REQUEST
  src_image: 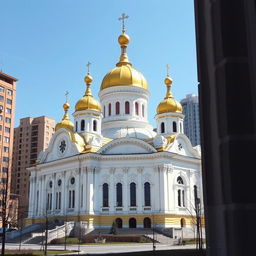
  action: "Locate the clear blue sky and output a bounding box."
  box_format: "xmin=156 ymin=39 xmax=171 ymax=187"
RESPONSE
xmin=1 ymin=0 xmax=198 ymax=127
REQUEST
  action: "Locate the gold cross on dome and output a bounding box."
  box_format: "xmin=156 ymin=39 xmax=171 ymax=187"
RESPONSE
xmin=166 ymin=64 xmax=170 ymax=77
xmin=118 ymin=13 xmax=129 ymax=33
xmin=86 ymin=61 xmax=91 ymax=74
xmin=65 ymin=91 xmax=69 ymax=102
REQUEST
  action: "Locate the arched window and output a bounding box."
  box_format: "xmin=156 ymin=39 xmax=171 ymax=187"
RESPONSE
xmin=129 ymin=218 xmax=137 ymax=228
xmin=143 ymin=217 xmax=151 ymax=228
xmin=116 ymin=102 xmax=120 ymax=115
xmin=81 ymin=120 xmax=85 ymax=131
xmin=103 ymin=183 xmax=109 ymax=207
xmin=130 ymin=182 xmax=136 ymax=206
xmin=178 ymin=189 xmax=181 ymax=206
xmin=75 ymin=121 xmax=78 ymax=132
xmin=115 ymin=218 xmax=123 ymax=228
xmin=142 ymin=104 xmax=145 ymax=117
xmin=180 ymin=218 xmax=186 ymax=227
xmin=135 ymin=102 xmax=139 ymax=115
xmin=144 ymin=182 xmax=151 ymax=206
xmin=125 ymin=101 xmax=130 ymax=114
xmin=177 ymin=176 xmax=184 ymax=184
xmin=93 ymin=120 xmax=97 ymax=132
xmin=173 ymin=121 xmax=177 ymax=132
xmin=108 ymin=103 xmax=111 ymax=116
xmin=68 ymin=190 xmax=75 ymax=209
xmin=116 ymin=183 xmax=122 ymax=207
xmin=161 ymin=122 xmax=165 ymax=133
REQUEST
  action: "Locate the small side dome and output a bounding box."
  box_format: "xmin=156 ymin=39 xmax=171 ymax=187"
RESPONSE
xmin=55 ymin=102 xmax=74 ymax=131
xmin=75 ymin=74 xmax=101 ymax=112
xmin=157 ymin=75 xmax=182 ymax=114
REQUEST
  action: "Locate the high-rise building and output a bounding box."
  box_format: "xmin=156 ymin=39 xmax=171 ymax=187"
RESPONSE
xmin=11 ymin=116 xmax=55 ymax=226
xmin=180 ymin=94 xmax=200 ymax=146
xmin=0 ymin=72 xmax=17 ymax=227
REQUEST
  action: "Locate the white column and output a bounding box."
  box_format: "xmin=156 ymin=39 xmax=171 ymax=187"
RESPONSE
xmin=153 ymin=167 xmax=160 ymax=212
xmin=52 ymin=174 xmax=56 ymax=213
xmin=28 ymin=177 xmax=33 ymax=217
xmin=75 ymin=169 xmax=80 ymax=213
xmin=137 ymin=168 xmax=143 ymax=212
xmin=123 ymin=168 xmax=128 ymax=212
xmin=41 ymin=175 xmax=46 ymax=216
xmin=86 ymin=167 xmax=94 ymax=214
xmin=109 ymin=168 xmax=115 ymax=213
xmin=82 ymin=168 xmax=87 ymax=212
xmin=61 ymin=171 xmax=66 ymax=215
xmin=159 ymin=166 xmax=165 ymax=212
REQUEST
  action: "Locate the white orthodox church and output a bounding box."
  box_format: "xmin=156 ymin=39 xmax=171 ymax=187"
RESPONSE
xmin=27 ymin=22 xmax=202 ymax=234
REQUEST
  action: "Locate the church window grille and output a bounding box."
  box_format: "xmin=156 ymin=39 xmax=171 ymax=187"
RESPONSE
xmin=142 ymin=104 xmax=145 ymax=117
xmin=116 ymin=102 xmax=120 ymax=115
xmin=81 ymin=120 xmax=85 ymax=131
xmin=144 ymin=182 xmax=151 ymax=206
xmin=93 ymin=120 xmax=97 ymax=132
xmin=125 ymin=101 xmax=130 ymax=114
xmin=108 ymin=103 xmax=111 ymax=116
xmin=173 ymin=121 xmax=177 ymax=132
xmin=130 ymin=182 xmax=136 ymax=206
xmin=103 ymin=183 xmax=109 ymax=207
xmin=161 ymin=122 xmax=165 ymax=133
xmin=135 ymin=102 xmax=139 ymax=115
xmin=116 ymin=183 xmax=123 ymax=207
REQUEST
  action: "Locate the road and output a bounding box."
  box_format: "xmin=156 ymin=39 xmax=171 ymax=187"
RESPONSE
xmin=6 ymin=243 xmax=197 ymax=254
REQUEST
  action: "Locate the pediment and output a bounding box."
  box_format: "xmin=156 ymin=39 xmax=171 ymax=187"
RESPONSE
xmin=38 ymin=129 xmax=85 ymax=163
xmin=166 ymin=134 xmax=200 ymax=158
xmin=98 ymin=137 xmax=157 ymax=155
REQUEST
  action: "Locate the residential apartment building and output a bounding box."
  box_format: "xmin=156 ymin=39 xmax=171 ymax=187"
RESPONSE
xmin=0 ymin=72 xmax=17 ymax=227
xmin=11 ymin=116 xmax=55 ymax=226
xmin=180 ymin=94 xmax=201 ymax=146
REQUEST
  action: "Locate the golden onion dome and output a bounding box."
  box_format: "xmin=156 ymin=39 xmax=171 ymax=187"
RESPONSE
xmin=100 ymin=32 xmax=148 ymax=91
xmin=75 ymin=74 xmax=101 ymax=112
xmin=157 ymin=75 xmax=182 ymax=114
xmin=55 ymin=101 xmax=74 ymax=131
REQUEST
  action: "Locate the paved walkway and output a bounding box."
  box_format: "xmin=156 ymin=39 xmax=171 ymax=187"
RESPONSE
xmin=6 ymin=243 xmax=198 ymax=254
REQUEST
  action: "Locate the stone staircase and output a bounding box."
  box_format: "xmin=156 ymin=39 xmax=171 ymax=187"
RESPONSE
xmin=145 ymin=233 xmax=174 ymax=244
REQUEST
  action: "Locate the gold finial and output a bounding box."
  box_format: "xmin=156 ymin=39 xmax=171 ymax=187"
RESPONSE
xmin=84 ymin=62 xmax=93 ymax=96
xmin=164 ymin=64 xmax=173 ymax=87
xmin=118 ymin=13 xmax=129 ymax=33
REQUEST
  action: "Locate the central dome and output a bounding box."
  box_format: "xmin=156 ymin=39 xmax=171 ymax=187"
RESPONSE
xmin=100 ymin=32 xmax=148 ymax=91
xmin=100 ymin=64 xmax=148 ymax=91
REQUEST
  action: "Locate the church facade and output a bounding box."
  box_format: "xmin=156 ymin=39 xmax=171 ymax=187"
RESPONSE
xmin=27 ymin=24 xmax=202 ymax=233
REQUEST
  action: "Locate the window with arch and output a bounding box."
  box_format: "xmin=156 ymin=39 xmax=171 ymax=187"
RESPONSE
xmin=116 ymin=183 xmax=123 ymax=207
xmin=81 ymin=120 xmax=85 ymax=131
xmin=68 ymin=190 xmax=75 ymax=209
xmin=135 ymin=102 xmax=139 ymax=115
xmin=173 ymin=121 xmax=177 ymax=132
xmin=125 ymin=101 xmax=130 ymax=114
xmin=55 ymin=191 xmax=61 ymax=210
xmin=142 ymin=104 xmax=145 ymax=117
xmin=177 ymin=176 xmax=185 ymax=207
xmin=75 ymin=121 xmax=78 ymax=132
xmin=129 ymin=217 xmax=137 ymax=228
xmin=108 ymin=103 xmax=111 ymax=116
xmin=161 ymin=122 xmax=165 ymax=133
xmin=93 ymin=120 xmax=97 ymax=132
xmin=130 ymin=182 xmax=136 ymax=206
xmin=144 ymin=182 xmax=151 ymax=206
xmin=143 ymin=217 xmax=151 ymax=228
xmin=47 ymin=192 xmax=52 ymax=210
xmin=116 ymin=102 xmax=120 ymax=115
xmin=115 ymin=218 xmax=123 ymax=228
xmin=102 ymin=183 xmax=109 ymax=207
